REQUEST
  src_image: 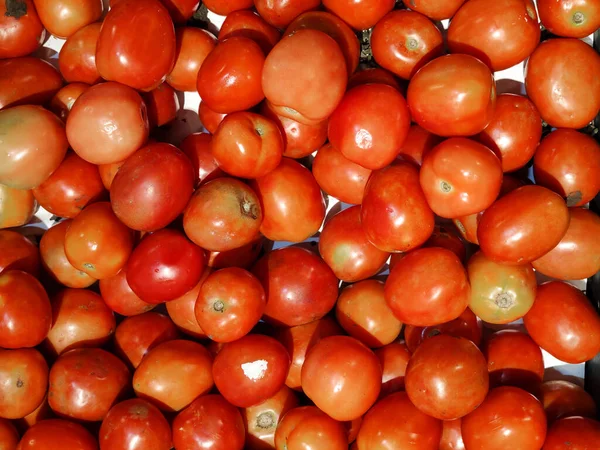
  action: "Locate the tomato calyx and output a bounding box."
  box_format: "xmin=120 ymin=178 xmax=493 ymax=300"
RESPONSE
xmin=5 ymin=0 xmax=27 ymax=19
xmin=256 ymin=411 xmax=276 ymax=429
xmin=213 ymin=300 xmax=225 ymax=313
xmin=239 ymin=196 xmax=260 ymax=220
xmin=440 ymin=181 xmax=453 ymax=193
xmin=495 ymin=292 xmax=515 ymax=309
xmin=572 ymin=11 xmax=585 ymax=25
xmin=566 ymin=190 xmax=583 ymax=207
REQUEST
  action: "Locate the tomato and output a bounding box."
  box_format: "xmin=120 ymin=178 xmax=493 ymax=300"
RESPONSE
xmin=165 ymin=272 xmax=210 ymax=339
xmin=126 ymin=229 xmax=206 ymax=304
xmin=166 ymin=27 xmax=216 ymax=92
xmin=478 ymin=93 xmax=542 ymax=173
xmin=0 ymin=184 xmax=37 ymax=229
xmin=312 ymin=143 xmax=371 ymax=205
xmin=0 ymin=57 xmax=62 ymax=110
xmin=0 ymin=0 xmax=45 ymax=59
xmin=250 ymin=158 xmax=325 ymax=242
xmin=526 ymin=38 xmax=600 ymax=129
xmin=0 ymin=105 xmax=68 ymax=190
xmin=357 ymin=391 xmax=443 ymax=450
xmin=395 ymin=125 xmax=442 ymax=166
xmin=407 ymin=54 xmax=496 ymax=137
xmin=16 ymin=395 xmax=52 ymax=432
xmin=538 ymin=0 xmax=600 ymax=38
xmin=202 ymin=0 xmax=252 ymax=15
xmin=254 ymin=0 xmax=320 ymax=28
xmin=406 ymin=335 xmax=489 ymax=420
xmin=467 ymin=251 xmax=537 ymax=324
xmin=440 ymin=419 xmax=465 ymax=450
xmin=219 ymin=10 xmax=280 ymax=55
xmin=302 ymin=336 xmax=381 ymax=421
xmin=423 ymin=224 xmax=467 ymax=263
xmin=242 ymin=385 xmax=299 ymax=450
xmin=197 ymin=37 xmax=265 ymax=114
xmin=0 ymin=348 xmax=48 ymax=419
xmin=172 ymin=394 xmax=245 ymax=450
xmin=524 ymin=281 xmax=600 ymax=364
xmin=375 ymin=342 xmax=411 ymax=399
xmin=158 ymin=0 xmax=199 ymax=23
xmin=0 ymin=230 xmax=39 ymax=277
xmin=262 ymin=30 xmax=347 ymax=124
xmin=113 ymin=312 xmax=179 ymax=368
xmin=0 ymin=419 xmax=17 ymax=449
xmin=324 ymin=0 xmax=394 ymax=30
xmin=98 ymin=161 xmax=124 ymax=191
xmin=213 ymin=334 xmax=290 ymax=408
xmin=540 ymin=380 xmax=597 ymax=423
xmin=534 ymin=129 xmax=600 ymax=207
xmin=274 ymin=406 xmax=324 ymax=449
xmin=96 ymin=0 xmax=175 ymax=91
xmin=49 ymin=83 xmax=89 ymax=121
xmin=0 ymin=271 xmax=51 ymax=349
xmin=58 ymin=22 xmax=101 ymax=84
xmin=347 ymin=67 xmax=402 ymax=91
xmin=207 ymin=238 xmax=264 ymax=270
xmin=252 ymin=246 xmax=338 ymax=327
xmin=33 ymin=0 xmax=102 ymax=38
xmin=198 ymin=101 xmax=227 ymax=133
xmin=385 ymin=248 xmax=470 ymax=327
xmin=284 ymin=414 xmax=347 ymax=450
xmin=462 ymin=387 xmax=547 ymax=450
xmin=478 ymin=185 xmax=570 ymax=264
xmin=17 ymin=419 xmax=97 ymax=450
xmin=543 ymin=417 xmax=600 ymax=450
xmin=99 ymin=399 xmax=171 ymax=450
xmin=133 ymin=340 xmax=213 ymax=412
xmin=179 ymin=133 xmax=223 ymax=188
xmin=142 ymin=82 xmax=179 ymax=128
xmin=361 ymin=163 xmax=434 ymax=252
xmin=99 ymin=268 xmax=155 ymax=316
xmin=403 ymin=0 xmax=466 ymax=20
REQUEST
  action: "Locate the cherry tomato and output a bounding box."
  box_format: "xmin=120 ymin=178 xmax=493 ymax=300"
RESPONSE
xmin=254 ymin=0 xmax=320 ymax=28
xmin=49 ymin=82 xmax=90 ymax=121
xmin=375 ymin=342 xmax=411 ymax=399
xmin=461 ymin=386 xmax=547 ymax=450
xmin=0 ymin=230 xmax=40 ymax=277
xmin=58 ymin=22 xmax=102 ymax=84
xmin=541 ymin=380 xmax=597 ymax=423
xmin=538 ymin=0 xmax=600 ymax=38
xmin=0 ymin=0 xmax=45 ymax=59
xmin=33 ymin=0 xmax=102 ymax=38
xmin=0 ymin=419 xmax=17 ymax=449
xmin=405 ymin=335 xmax=489 ymax=420
xmin=165 ymin=272 xmax=210 ymax=339
xmin=402 ymin=0 xmax=466 ymax=20
xmin=142 ymin=82 xmax=179 ymax=128
xmin=0 ymin=184 xmax=37 ymax=229
xmin=219 ymin=10 xmax=281 ymax=55
xmin=440 ymin=419 xmax=465 ymax=450
xmin=323 ymin=0 xmax=394 ymax=30
xmin=179 ymin=133 xmax=224 ymax=188
xmin=347 ymin=67 xmax=402 ymax=91
xmin=17 ymin=419 xmax=98 ymax=450
xmin=0 ymin=57 xmax=62 ymax=110
xmin=524 ymin=281 xmax=600 ymax=364
xmin=543 ymin=417 xmax=600 ymax=450
xmin=99 ymin=267 xmax=155 ymax=316
xmin=166 ymin=27 xmax=216 ymax=92
xmin=407 ymin=54 xmax=496 ymax=136
xmin=198 ymin=101 xmax=227 ymax=133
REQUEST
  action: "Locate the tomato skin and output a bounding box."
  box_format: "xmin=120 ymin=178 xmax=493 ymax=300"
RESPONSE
xmin=179 ymin=133 xmax=224 ymax=188
xmin=98 ymin=161 xmax=125 ymax=191
xmin=323 ymin=0 xmax=394 ymax=30
xmin=166 ymin=27 xmax=216 ymax=92
xmin=17 ymin=419 xmax=98 ymax=450
xmin=274 ymin=406 xmax=324 ymax=449
xmin=0 ymin=184 xmax=37 ymax=229
xmin=0 ymin=230 xmax=40 ymax=277
xmin=158 ymin=0 xmax=199 ymax=23
xmin=461 ymin=387 xmax=547 ymax=450
xmin=0 ymin=419 xmax=17 ymax=449
xmin=58 ymin=22 xmax=102 ymax=84
xmin=375 ymin=342 xmax=411 ymax=399
xmin=99 ymin=268 xmax=155 ymax=316
xmin=395 ymin=125 xmax=441 ymax=167
xmin=198 ymin=101 xmax=227 ymax=133
xmin=543 ymin=417 xmax=600 ymax=450
xmin=220 ymin=10 xmax=281 ymax=55
xmin=0 ymin=0 xmax=45 ymax=59
xmin=96 ymin=0 xmax=175 ymax=92
xmin=403 ymin=0 xmax=466 ymax=20
xmin=254 ymin=0 xmax=320 ymax=28
xmin=207 ymin=237 xmax=264 ymax=270
xmin=440 ymin=419 xmax=465 ymax=450
xmin=538 ymin=0 xmax=600 ymax=38
xmin=286 ymin=414 xmax=348 ymax=450
xmin=49 ymin=83 xmax=90 ymax=121
xmin=202 ymin=0 xmax=252 ymax=15
xmin=540 ymin=380 xmax=597 ymax=423
xmin=33 ymin=0 xmax=102 ymax=38
xmin=165 ymin=276 xmax=208 ymax=339
xmin=524 ymin=281 xmax=600 ymax=364
xmin=348 ymin=67 xmax=402 ymax=91
xmin=407 ymin=54 xmax=496 ymax=137
xmin=142 ymin=83 xmax=179 ymax=128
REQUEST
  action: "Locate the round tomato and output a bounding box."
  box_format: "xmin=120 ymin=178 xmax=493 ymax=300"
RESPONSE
xmin=33 ymin=0 xmax=102 ymax=38
xmin=157 ymin=0 xmax=199 ymax=23
xmin=375 ymin=342 xmax=411 ymax=399
xmin=0 ymin=57 xmax=62 ymax=110
xmin=17 ymin=394 xmax=53 ymax=431
xmin=219 ymin=10 xmax=281 ymax=54
xmin=323 ymin=0 xmax=394 ymax=30
xmin=17 ymin=419 xmax=97 ymax=450
xmin=540 ymin=380 xmax=597 ymax=423
xmin=0 ymin=184 xmax=37 ymax=229
xmin=0 ymin=419 xmax=17 ymax=449
xmin=347 ymin=67 xmax=402 ymax=91
xmin=0 ymin=230 xmax=40 ymax=277
xmin=538 ymin=0 xmax=600 ymax=38
xmin=166 ymin=27 xmax=216 ymax=92
xmin=98 ymin=160 xmax=125 ymax=190
xmin=165 ymin=272 xmax=209 ymax=339
xmin=58 ymin=22 xmax=102 ymax=84
xmin=49 ymin=82 xmax=90 ymax=121
xmin=255 ymin=0 xmax=320 ymax=28
xmin=0 ymin=0 xmax=45 ymax=59
xmin=198 ymin=101 xmax=227 ymax=133
xmin=404 ymin=0 xmax=466 ymax=20
xmin=274 ymin=406 xmax=325 ymax=449
xmin=206 ymin=237 xmax=264 ymax=270
xmin=543 ymin=417 xmax=600 ymax=450
xmin=284 ymin=414 xmax=347 ymax=450
xmin=142 ymin=82 xmax=179 ymax=128
xmin=99 ymin=267 xmax=155 ymax=316
xmin=396 ymin=125 xmax=441 ymax=166
xmin=179 ymin=132 xmax=223 ymax=188
xmin=440 ymin=419 xmax=465 ymax=450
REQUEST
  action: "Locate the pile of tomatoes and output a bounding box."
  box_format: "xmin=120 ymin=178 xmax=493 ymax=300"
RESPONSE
xmin=1 ymin=0 xmax=600 ymax=448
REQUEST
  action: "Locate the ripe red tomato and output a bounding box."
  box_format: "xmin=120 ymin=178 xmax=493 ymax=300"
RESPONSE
xmin=172 ymin=395 xmax=245 ymax=450
xmin=254 ymin=0 xmax=320 ymax=28
xmin=0 ymin=348 xmax=48 ymax=419
xmin=0 ymin=419 xmax=17 ymax=449
xmin=33 ymin=0 xmax=102 ymax=38
xmin=0 ymin=105 xmax=68 ymax=190
xmin=58 ymin=22 xmax=102 ymax=84
xmin=525 ymin=38 xmax=600 ymax=129
xmin=166 ymin=27 xmax=216 ymax=92
xmin=158 ymin=0 xmax=199 ymax=23
xmin=99 ymin=267 xmax=155 ymax=316
xmin=164 ymin=279 xmax=208 ymax=338
xmin=285 ymin=414 xmax=348 ymax=450
xmin=323 ymin=0 xmax=394 ymax=30
xmin=538 ymin=0 xmax=600 ymax=38
xmin=220 ymin=10 xmax=281 ymax=54
xmin=540 ymin=380 xmax=597 ymax=424
xmin=403 ymin=0 xmax=466 ymax=20
xmin=0 ymin=57 xmax=62 ymax=110
xmin=347 ymin=67 xmax=402 ymax=91
xmin=375 ymin=342 xmax=411 ymax=399
xmin=478 ymin=93 xmax=542 ymax=173
xmin=407 ymin=54 xmax=496 ymax=136
xmin=0 ymin=0 xmax=45 ymax=59
xmin=385 ymin=247 xmax=470 ymax=326
xmin=372 ymin=10 xmax=444 ymax=79
xmin=98 ymin=160 xmax=125 ymax=191
xmin=440 ymin=419 xmax=465 ymax=450
xmin=524 ymin=281 xmax=600 ymax=364
xmin=0 ymin=184 xmax=37 ymax=229
xmin=179 ymin=133 xmax=223 ymax=188
xmin=461 ymin=387 xmax=547 ymax=450
xmin=99 ymin=399 xmax=171 ymax=450
xmin=206 ymin=237 xmax=264 ymax=270
xmin=202 ymin=0 xmax=251 ymax=15
xmin=198 ymin=101 xmax=227 ymax=133
xmin=17 ymin=419 xmax=98 ymax=450
xmin=274 ymin=406 xmax=325 ymax=449
xmin=543 ymin=417 xmax=600 ymax=449
xmin=0 ymin=230 xmax=40 ymax=277
xmin=142 ymin=82 xmax=179 ymax=128
xmin=96 ymin=0 xmax=175 ymax=91
xmin=49 ymin=82 xmax=90 ymax=121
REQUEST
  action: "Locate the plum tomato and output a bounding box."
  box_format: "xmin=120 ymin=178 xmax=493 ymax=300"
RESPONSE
xmin=254 ymin=0 xmax=320 ymax=29
xmin=58 ymin=22 xmax=102 ymax=85
xmin=375 ymin=342 xmax=411 ymax=399
xmin=543 ymin=417 xmax=600 ymax=450
xmin=99 ymin=267 xmax=155 ymax=317
xmin=323 ymin=0 xmax=395 ymax=30
xmin=0 ymin=184 xmax=37 ymax=230
xmin=0 ymin=230 xmax=40 ymax=277
xmin=0 ymin=0 xmax=45 ymax=59
xmin=33 ymin=0 xmax=102 ymax=39
xmin=17 ymin=419 xmax=98 ymax=450
xmin=538 ymin=0 xmax=600 ymax=38
xmin=49 ymin=82 xmax=90 ymax=121
xmin=540 ymin=380 xmax=598 ymax=423
xmin=403 ymin=0 xmax=466 ymax=20
xmin=219 ymin=10 xmax=281 ymax=55
xmin=166 ymin=27 xmax=216 ymax=92
xmin=0 ymin=57 xmax=62 ymax=110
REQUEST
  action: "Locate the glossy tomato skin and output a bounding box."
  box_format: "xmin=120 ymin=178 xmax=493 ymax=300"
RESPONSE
xmin=99 ymin=268 xmax=155 ymax=316
xmin=407 ymin=54 xmax=496 ymax=137
xmin=0 ymin=57 xmax=62 ymax=110
xmin=179 ymin=133 xmax=223 ymax=188
xmin=142 ymin=83 xmax=179 ymax=128
xmin=166 ymin=27 xmax=216 ymax=92
xmin=58 ymin=22 xmax=102 ymax=84
xmin=126 ymin=229 xmax=206 ymax=304
xmin=375 ymin=342 xmax=411 ymax=399
xmin=524 ymin=281 xmax=600 ymax=364
xmin=543 ymin=417 xmax=600 ymax=449
xmin=49 ymin=82 xmax=90 ymax=121
xmin=96 ymin=0 xmax=175 ymax=91
xmin=385 ymin=247 xmax=470 ymax=327
xmin=274 ymin=406 xmax=325 ymax=449
xmin=525 ymin=38 xmax=600 ymax=129
xmin=33 ymin=0 xmax=102 ymax=38
xmin=538 ymin=0 xmax=600 ymax=38
xmin=0 ymin=185 xmax=37 ymax=229
xmin=197 ymin=101 xmax=227 ymax=133
xmin=534 ymin=129 xmax=600 ymax=207
xmin=540 ymin=380 xmax=597 ymax=423
xmin=440 ymin=419 xmax=465 ymax=450
xmin=323 ymin=0 xmax=394 ymax=30
xmin=285 ymin=414 xmax=347 ymax=450
xmin=461 ymin=387 xmax=547 ymax=450
xmin=207 ymin=238 xmax=264 ymax=270
xmin=110 ymin=143 xmax=194 ymax=231
xmin=17 ymin=419 xmax=98 ymax=450
xmin=202 ymin=0 xmax=252 ymax=15
xmin=254 ymin=0 xmax=320 ymax=28
xmin=403 ymin=0 xmax=466 ymax=20
xmin=478 ymin=93 xmax=542 ymax=172
xmin=478 ymin=185 xmax=570 ymax=264
xmin=0 ymin=0 xmax=45 ymax=59
xmin=165 ymin=271 xmax=210 ymax=339
xmin=0 ymin=419 xmax=17 ymax=449
xmin=372 ymin=10 xmax=444 ymax=79
xmin=0 ymin=230 xmax=40 ymax=277
xmin=220 ymin=10 xmax=281 ymax=55
xmin=98 ymin=160 xmax=125 ymax=190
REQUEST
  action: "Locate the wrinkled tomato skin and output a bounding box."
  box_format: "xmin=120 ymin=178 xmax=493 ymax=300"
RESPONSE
xmin=540 ymin=380 xmax=597 ymax=423
xmin=166 ymin=27 xmax=216 ymax=92
xmin=165 ymin=273 xmax=209 ymax=339
xmin=219 ymin=10 xmax=281 ymax=55
xmin=142 ymin=83 xmax=179 ymax=128
xmin=99 ymin=267 xmax=155 ymax=317
xmin=198 ymin=101 xmax=227 ymax=134
xmin=96 ymin=0 xmax=175 ymax=92
xmin=0 ymin=230 xmax=40 ymax=277
xmin=33 ymin=0 xmax=102 ymax=39
xmin=323 ymin=0 xmax=394 ymax=30
xmin=404 ymin=0 xmax=466 ymax=20
xmin=49 ymin=83 xmax=90 ymax=121
xmin=524 ymin=281 xmax=600 ymax=364
xmin=254 ymin=0 xmax=320 ymax=28
xmin=0 ymin=185 xmax=37 ymax=229
xmin=179 ymin=133 xmax=224 ymax=188
xmin=17 ymin=419 xmax=98 ymax=450
xmin=543 ymin=417 xmax=600 ymax=450
xmin=0 ymin=0 xmax=45 ymax=59
xmin=58 ymin=22 xmax=102 ymax=85
xmin=375 ymin=342 xmax=411 ymax=399
xmin=538 ymin=0 xmax=600 ymax=38
xmin=0 ymin=57 xmax=62 ymax=110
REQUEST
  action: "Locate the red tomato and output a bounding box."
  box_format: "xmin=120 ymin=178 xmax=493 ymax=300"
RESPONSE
xmin=198 ymin=101 xmax=227 ymax=133
xmin=0 ymin=348 xmax=48 ymax=419
xmin=461 ymin=387 xmax=547 ymax=450
xmin=206 ymin=237 xmax=264 ymax=270
xmin=357 ymin=391 xmax=443 ymax=449
xmin=524 ymin=281 xmax=600 ymax=364
xmin=274 ymin=406 xmax=324 ymax=449
xmin=525 ymin=38 xmax=600 ymax=129
xmin=534 ymin=129 xmax=600 ymax=207
xmin=98 ymin=160 xmax=125 ymax=190
xmin=0 ymin=185 xmax=37 ymax=229
xmin=0 ymin=419 xmax=17 ymax=449
xmin=262 ymin=30 xmax=347 ymax=124
xmin=48 ymin=348 xmax=130 ymax=421
xmin=478 ymin=93 xmax=542 ymax=173
xmin=372 ymin=10 xmax=444 ymax=79
xmin=197 ymin=37 xmax=265 ymax=114
xmin=375 ymin=342 xmax=411 ymax=399
xmin=312 ymin=143 xmax=372 ymax=205
xmin=478 ymin=185 xmax=570 ymax=264
xmin=0 ymin=105 xmax=68 ymax=190
xmin=423 ymin=224 xmax=467 ymax=263
xmin=96 ymin=0 xmax=175 ymax=91
xmin=405 ymin=335 xmax=489 ymax=420
xmin=172 ymin=395 xmax=245 ymax=450
xmin=219 ymin=10 xmax=281 ymax=55
xmin=33 ymin=0 xmax=102 ymax=38
xmin=0 ymin=0 xmax=45 ymax=59
xmin=158 ymin=0 xmax=199 ymax=23
xmin=213 ymin=334 xmax=290 ymax=408
xmin=0 ymin=57 xmax=62 ymax=110
xmin=202 ymin=0 xmax=252 ymax=15
xmin=250 ymin=158 xmax=325 ymax=242
xmin=543 ymin=417 xmax=600 ymax=449
xmin=49 ymin=83 xmax=90 ymax=121
xmin=285 ymin=414 xmax=347 ymax=450
xmin=166 ymin=27 xmax=216 ymax=92
xmin=99 ymin=267 xmax=155 ymax=316
xmin=394 ymin=122 xmax=445 ymax=166
xmin=58 ymin=22 xmax=101 ymax=84
xmin=142 ymin=82 xmax=179 ymax=128
xmin=0 ymin=230 xmax=40 ymax=277
xmin=165 ymin=272 xmax=210 ymax=339
xmin=126 ymin=229 xmax=206 ymax=304
xmin=254 ymin=0 xmax=320 ymax=28
xmin=407 ymin=54 xmax=496 ymax=136
xmin=538 ymin=0 xmax=600 ymax=38
xmin=323 ymin=0 xmax=394 ymax=30
xmin=540 ymin=380 xmax=597 ymax=423
xmin=385 ymin=247 xmax=470 ymax=327
xmin=16 ymin=395 xmax=52 ymax=432
xmin=401 ymin=0 xmax=465 ymax=20
xmin=17 ymin=419 xmax=97 ymax=450
xmin=179 ymin=133 xmax=224 ymax=188
xmin=99 ymin=399 xmax=171 ymax=450
xmin=440 ymin=419 xmax=465 ymax=450
xmin=133 ymin=340 xmax=213 ymax=412
xmin=302 ymin=336 xmax=381 ymax=421
xmin=347 ymin=67 xmax=402 ymax=91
